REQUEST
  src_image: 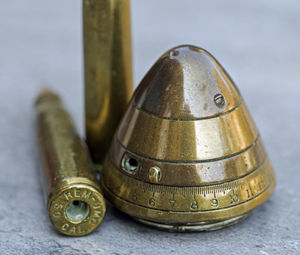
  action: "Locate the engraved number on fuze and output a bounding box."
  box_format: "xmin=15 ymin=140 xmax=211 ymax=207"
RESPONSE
xmin=106 ymin=160 xmax=272 ymax=212
xmin=210 ymin=199 xmax=218 ymax=208
xmin=123 ymin=176 xmax=269 ymax=211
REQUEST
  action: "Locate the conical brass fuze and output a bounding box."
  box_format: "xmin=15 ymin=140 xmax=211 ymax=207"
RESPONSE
xmin=101 ymin=45 xmax=276 ymax=231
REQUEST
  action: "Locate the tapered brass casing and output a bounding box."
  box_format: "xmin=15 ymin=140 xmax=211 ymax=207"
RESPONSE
xmin=84 ymin=0 xmax=133 ymax=164
xmin=35 ymin=89 xmax=106 ymax=236
xmin=101 ymin=45 xmax=276 ymax=231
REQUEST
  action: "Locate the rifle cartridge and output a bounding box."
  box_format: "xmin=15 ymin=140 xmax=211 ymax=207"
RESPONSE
xmin=35 ymin=89 xmax=106 ymax=236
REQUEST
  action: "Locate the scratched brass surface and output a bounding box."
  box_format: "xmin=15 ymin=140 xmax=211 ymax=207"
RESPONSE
xmin=110 ymin=136 xmax=266 ymax=186
xmin=84 ymin=0 xmax=133 ymax=164
xmin=36 ymin=89 xmax=106 ymax=236
xmin=117 ymin=102 xmax=258 ymax=161
xmin=101 ymin=45 xmax=276 ymax=231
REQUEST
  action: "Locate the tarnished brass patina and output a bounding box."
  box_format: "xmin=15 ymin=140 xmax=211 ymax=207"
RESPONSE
xmin=101 ymin=45 xmax=276 ymax=231
xmin=35 ymin=89 xmax=106 ymax=236
xmin=84 ymin=0 xmax=133 ymax=164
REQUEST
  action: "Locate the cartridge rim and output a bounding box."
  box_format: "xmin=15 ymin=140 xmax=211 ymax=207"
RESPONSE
xmin=48 ymin=181 xmax=106 ymax=236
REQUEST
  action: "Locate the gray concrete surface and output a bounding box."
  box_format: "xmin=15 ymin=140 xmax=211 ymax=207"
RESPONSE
xmin=0 ymin=0 xmax=299 ymax=254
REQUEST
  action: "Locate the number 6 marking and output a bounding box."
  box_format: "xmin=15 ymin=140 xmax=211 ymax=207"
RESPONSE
xmin=149 ymin=197 xmax=155 ymax=207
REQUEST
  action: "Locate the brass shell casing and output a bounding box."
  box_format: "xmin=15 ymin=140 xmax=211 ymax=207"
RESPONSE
xmin=84 ymin=0 xmax=133 ymax=164
xmin=35 ymin=89 xmax=106 ymax=236
xmin=101 ymin=45 xmax=276 ymax=231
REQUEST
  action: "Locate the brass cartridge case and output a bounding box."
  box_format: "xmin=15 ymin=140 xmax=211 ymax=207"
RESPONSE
xmin=35 ymin=89 xmax=106 ymax=236
xmin=84 ymin=0 xmax=133 ymax=164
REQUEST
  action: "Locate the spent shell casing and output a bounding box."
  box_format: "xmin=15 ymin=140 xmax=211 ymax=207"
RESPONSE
xmin=35 ymin=89 xmax=106 ymax=236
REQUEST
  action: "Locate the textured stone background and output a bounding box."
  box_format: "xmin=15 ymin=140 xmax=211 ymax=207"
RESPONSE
xmin=0 ymin=0 xmax=299 ymax=254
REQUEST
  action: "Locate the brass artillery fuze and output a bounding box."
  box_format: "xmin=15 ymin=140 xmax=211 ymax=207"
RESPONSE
xmin=100 ymin=45 xmax=276 ymax=231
